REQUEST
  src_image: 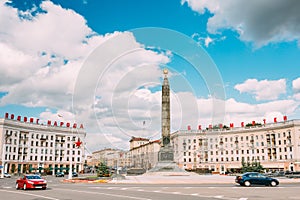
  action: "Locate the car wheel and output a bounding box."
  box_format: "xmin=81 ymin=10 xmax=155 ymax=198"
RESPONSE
xmin=270 ymin=181 xmax=277 ymax=187
xmin=244 ymin=181 xmax=251 ymax=187
xmin=23 ymin=184 xmax=27 ymax=190
xmin=15 ymin=183 xmax=19 ymax=190
xmin=42 ymin=187 xmax=46 ymax=190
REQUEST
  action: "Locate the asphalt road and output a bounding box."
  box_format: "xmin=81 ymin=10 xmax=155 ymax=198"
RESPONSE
xmin=1 ymin=176 xmax=300 ymax=200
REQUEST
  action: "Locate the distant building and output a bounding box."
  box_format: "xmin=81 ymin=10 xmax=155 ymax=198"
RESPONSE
xmin=91 ymin=148 xmax=127 ymax=169
xmin=0 ymin=113 xmax=86 ymax=175
xmin=128 ymin=137 xmax=160 ymax=170
xmin=172 ymin=119 xmax=300 ymax=173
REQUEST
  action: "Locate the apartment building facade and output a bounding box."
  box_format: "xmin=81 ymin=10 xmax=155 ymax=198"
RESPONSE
xmin=0 ymin=113 xmax=86 ymax=175
xmin=127 ymin=137 xmax=160 ymax=170
xmin=172 ymin=119 xmax=300 ymax=173
xmin=91 ymin=148 xmax=128 ymax=169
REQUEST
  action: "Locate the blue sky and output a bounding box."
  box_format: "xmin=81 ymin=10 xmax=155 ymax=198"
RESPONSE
xmin=1 ymin=0 xmax=300 ymax=151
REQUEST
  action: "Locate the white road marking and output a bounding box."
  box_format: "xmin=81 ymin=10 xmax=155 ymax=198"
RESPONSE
xmin=153 ymin=190 xmax=161 ymax=192
xmin=214 ymin=195 xmax=224 ymax=198
xmin=121 ymin=188 xmax=128 ymax=190
xmin=3 ymin=187 xmax=12 ymax=189
xmin=239 ymin=198 xmax=248 ymax=200
xmin=191 ymin=193 xmax=199 ymax=196
xmin=0 ymin=189 xmax=60 ymax=200
xmin=172 ymin=192 xmax=181 ymax=194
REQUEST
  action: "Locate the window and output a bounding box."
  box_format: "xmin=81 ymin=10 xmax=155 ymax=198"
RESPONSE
xmin=183 ymin=152 xmax=186 ymax=156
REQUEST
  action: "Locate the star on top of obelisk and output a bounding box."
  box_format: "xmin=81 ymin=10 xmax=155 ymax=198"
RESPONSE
xmin=163 ymin=68 xmax=168 ymax=77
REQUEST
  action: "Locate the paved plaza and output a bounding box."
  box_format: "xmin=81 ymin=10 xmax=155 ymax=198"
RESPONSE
xmin=1 ymin=174 xmax=300 ymax=200
xmin=111 ymin=173 xmax=300 ymax=184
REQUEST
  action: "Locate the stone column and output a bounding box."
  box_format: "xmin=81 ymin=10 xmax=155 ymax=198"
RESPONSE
xmin=161 ymin=69 xmax=170 ymax=147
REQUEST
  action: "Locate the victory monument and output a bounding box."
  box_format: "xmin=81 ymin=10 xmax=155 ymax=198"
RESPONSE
xmin=147 ymin=69 xmax=187 ymax=174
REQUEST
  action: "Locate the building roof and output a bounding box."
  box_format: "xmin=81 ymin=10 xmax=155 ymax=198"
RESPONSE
xmin=129 ymin=136 xmax=150 ymax=142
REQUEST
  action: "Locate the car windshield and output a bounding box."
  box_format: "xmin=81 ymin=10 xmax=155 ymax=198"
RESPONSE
xmin=26 ymin=175 xmax=42 ymax=179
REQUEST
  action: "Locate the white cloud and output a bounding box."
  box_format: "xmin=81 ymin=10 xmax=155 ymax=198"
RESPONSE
xmin=292 ymin=77 xmax=300 ymax=93
xmin=234 ymin=79 xmax=286 ymax=101
xmin=182 ymin=0 xmax=300 ymax=48
xmin=192 ymin=32 xmax=226 ymax=47
xmin=0 ymin=1 xmax=171 ymax=152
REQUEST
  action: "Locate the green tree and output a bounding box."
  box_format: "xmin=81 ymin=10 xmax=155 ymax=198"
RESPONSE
xmin=97 ymin=162 xmax=110 ymax=177
xmin=241 ymin=159 xmax=264 ymax=173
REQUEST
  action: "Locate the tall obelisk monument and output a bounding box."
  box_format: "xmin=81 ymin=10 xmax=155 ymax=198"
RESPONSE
xmin=162 ymin=68 xmax=171 ymax=147
xmin=147 ymin=69 xmax=187 ymax=174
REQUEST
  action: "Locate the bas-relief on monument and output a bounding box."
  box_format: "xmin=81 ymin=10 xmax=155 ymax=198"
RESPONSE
xmin=146 ymin=69 xmax=187 ymax=175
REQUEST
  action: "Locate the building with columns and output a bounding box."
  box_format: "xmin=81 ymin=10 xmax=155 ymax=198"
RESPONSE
xmin=172 ymin=119 xmax=300 ymax=173
xmin=0 ymin=113 xmax=86 ymax=176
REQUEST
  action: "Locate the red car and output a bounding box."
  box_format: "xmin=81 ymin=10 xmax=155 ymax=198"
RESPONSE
xmin=16 ymin=175 xmax=47 ymax=190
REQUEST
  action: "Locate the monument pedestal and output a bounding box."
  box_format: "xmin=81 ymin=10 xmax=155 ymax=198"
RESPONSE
xmin=145 ymin=145 xmax=188 ymax=176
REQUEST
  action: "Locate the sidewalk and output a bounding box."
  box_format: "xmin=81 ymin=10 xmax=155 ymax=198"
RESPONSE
xmin=110 ymin=174 xmax=300 ymax=184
